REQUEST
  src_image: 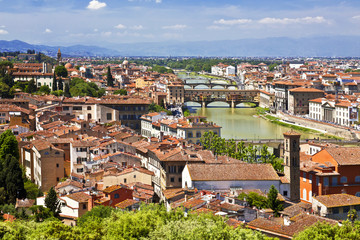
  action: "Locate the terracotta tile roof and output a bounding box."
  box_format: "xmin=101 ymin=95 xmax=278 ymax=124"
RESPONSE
xmin=220 ymin=202 xmax=244 ymax=212
xmin=55 ymin=179 xmax=84 ymax=190
xmin=102 ymin=184 xmax=128 ymax=194
xmin=115 ymin=199 xmax=139 ymax=209
xmin=314 ymin=194 xmax=360 ymax=208
xmin=66 ymin=192 xmax=91 ymax=203
xmin=283 ymin=130 xmax=301 ymax=136
xmin=325 ymin=147 xmax=360 ymax=165
xmin=289 ymin=87 xmax=324 ymax=93
xmin=182 ymin=198 xmax=206 ymax=209
xmin=163 ymin=188 xmax=185 ymax=200
xmin=187 ymin=163 xmax=279 ymax=181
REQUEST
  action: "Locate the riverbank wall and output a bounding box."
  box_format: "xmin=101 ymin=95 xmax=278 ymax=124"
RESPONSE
xmin=277 ymin=112 xmax=354 ymax=140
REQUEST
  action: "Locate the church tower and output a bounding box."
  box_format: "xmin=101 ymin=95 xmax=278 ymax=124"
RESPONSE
xmin=57 ymin=48 xmax=62 ymax=66
xmin=283 ymin=130 xmax=301 ymax=202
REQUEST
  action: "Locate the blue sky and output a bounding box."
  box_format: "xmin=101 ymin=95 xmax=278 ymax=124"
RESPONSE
xmin=0 ymin=0 xmax=360 ymax=47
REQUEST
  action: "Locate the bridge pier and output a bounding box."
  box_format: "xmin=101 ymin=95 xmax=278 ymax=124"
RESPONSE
xmin=202 ymin=101 xmax=206 ymax=108
xmin=231 ymin=100 xmax=235 ymax=108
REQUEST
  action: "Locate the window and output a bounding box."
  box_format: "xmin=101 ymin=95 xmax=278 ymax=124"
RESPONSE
xmin=343 ymin=206 xmax=350 ymax=213
xmin=178 ymin=177 xmax=182 ymax=182
xmin=170 ymin=177 xmax=175 ymax=182
xmin=355 ymin=176 xmax=360 ymax=183
xmin=77 ymin=168 xmax=83 ymax=173
xmin=324 ymin=177 xmax=329 ymax=186
xmin=178 ymin=166 xmax=184 ymax=173
xmin=107 ymin=113 xmax=112 ymax=120
xmin=83 ymin=204 xmax=87 ymax=210
xmin=55 ymin=151 xmax=60 ymax=155
xmin=114 ymin=193 xmax=119 ymax=199
xmin=332 ymin=176 xmax=337 ymax=186
xmin=134 ymin=175 xmax=136 ymax=178
xmin=341 ymin=176 xmax=348 ymax=184
xmin=309 ymin=174 xmax=312 ymax=183
xmin=332 ymin=207 xmax=339 ymax=214
xmin=283 ymin=191 xmax=288 ymax=196
xmin=196 ymin=132 xmax=201 ymax=138
xmin=73 ymin=106 xmax=82 ymax=110
xmin=303 ymin=188 xmax=307 ymax=201
xmin=56 ymin=177 xmax=59 ymax=181
xmin=316 ymin=176 xmax=320 ymax=186
xmin=169 ymin=166 xmax=176 ymax=173
xmin=124 ymin=178 xmax=127 ymax=183
xmin=87 ymin=106 xmax=92 ymax=110
xmin=187 ymin=132 xmax=193 ymax=138
xmin=63 ymin=106 xmax=69 ymax=111
xmin=303 ymin=172 xmax=306 ymax=182
xmin=56 ymin=163 xmax=59 ymax=168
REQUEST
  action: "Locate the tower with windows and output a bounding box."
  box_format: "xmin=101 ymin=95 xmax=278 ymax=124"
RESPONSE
xmin=283 ymin=130 xmax=301 ymax=202
xmin=57 ymin=48 xmax=62 ymax=66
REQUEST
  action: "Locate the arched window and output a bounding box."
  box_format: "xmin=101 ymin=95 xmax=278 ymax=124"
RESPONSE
xmin=355 ymin=176 xmax=360 ymax=183
xmin=196 ymin=132 xmax=201 ymax=138
xmin=303 ymin=189 xmax=307 ymax=201
xmin=340 ymin=176 xmax=348 ymax=184
xmin=87 ymin=106 xmax=91 ymax=110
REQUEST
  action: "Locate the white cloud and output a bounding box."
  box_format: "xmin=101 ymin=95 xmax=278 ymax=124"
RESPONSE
xmin=0 ymin=29 xmax=8 ymax=35
xmin=87 ymin=0 xmax=106 ymax=10
xmin=131 ymin=25 xmax=143 ymax=30
xmin=162 ymin=24 xmax=187 ymax=30
xmin=258 ymin=16 xmax=327 ymax=24
xmin=214 ymin=19 xmax=252 ymax=25
xmin=352 ymin=15 xmax=360 ymax=20
xmin=155 ymin=0 xmax=162 ymax=3
xmin=44 ymin=28 xmax=52 ymax=33
xmin=102 ymin=31 xmax=112 ymax=37
xmin=0 ymin=25 xmax=5 ymax=28
xmin=114 ymin=24 xmax=126 ymax=29
xmin=94 ymin=28 xmax=98 ymax=32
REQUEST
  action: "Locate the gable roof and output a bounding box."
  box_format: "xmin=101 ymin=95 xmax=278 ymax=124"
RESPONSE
xmin=187 ymin=163 xmax=279 ymax=181
xmin=314 ymin=194 xmax=360 ymax=208
xmin=325 ymin=147 xmax=360 ymax=166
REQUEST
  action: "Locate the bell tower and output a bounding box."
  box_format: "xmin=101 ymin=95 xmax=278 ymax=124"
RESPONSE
xmin=57 ymin=48 xmax=62 ymax=66
xmin=283 ymin=130 xmax=301 ymax=202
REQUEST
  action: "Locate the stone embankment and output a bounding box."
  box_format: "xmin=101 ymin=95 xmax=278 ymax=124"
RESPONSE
xmin=278 ymin=112 xmax=355 ymax=140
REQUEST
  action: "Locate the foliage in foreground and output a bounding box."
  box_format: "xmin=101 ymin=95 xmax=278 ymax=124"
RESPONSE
xmin=294 ymin=220 xmax=360 ymax=240
xmin=200 ymin=131 xmax=284 ymax=172
xmin=0 ymin=204 xmax=273 ymax=240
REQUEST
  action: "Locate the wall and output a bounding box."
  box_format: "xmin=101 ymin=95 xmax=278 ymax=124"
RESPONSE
xmin=279 ymin=112 xmax=353 ymax=139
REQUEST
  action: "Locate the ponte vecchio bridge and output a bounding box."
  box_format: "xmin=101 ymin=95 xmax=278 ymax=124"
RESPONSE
xmin=184 ymin=89 xmax=260 ymax=108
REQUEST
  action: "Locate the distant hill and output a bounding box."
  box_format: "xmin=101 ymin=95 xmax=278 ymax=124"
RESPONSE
xmin=1 ymin=36 xmax=360 ymax=57
xmin=0 ymin=40 xmax=121 ymax=57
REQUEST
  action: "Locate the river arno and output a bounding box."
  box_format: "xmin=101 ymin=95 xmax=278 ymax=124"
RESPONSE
xmin=186 ymin=103 xmax=321 ymax=140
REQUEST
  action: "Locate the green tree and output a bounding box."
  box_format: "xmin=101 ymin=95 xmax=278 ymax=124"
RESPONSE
xmin=24 ymin=181 xmax=43 ymax=200
xmin=54 ymin=65 xmax=68 ymax=78
xmin=64 ymin=83 xmax=71 ymax=97
xmin=239 ymin=192 xmax=268 ymax=209
xmin=44 ymin=187 xmax=61 ymax=218
xmin=348 ymin=209 xmax=358 ymax=223
xmin=267 ymin=185 xmax=283 ymax=217
xmin=113 ymin=89 xmax=127 ymax=95
xmin=52 ymin=73 xmax=57 ymax=91
xmin=38 ymin=85 xmax=51 ymax=94
xmin=57 ymin=77 xmax=63 ymax=91
xmin=29 ymin=205 xmax=52 ymax=222
xmin=0 ymin=82 xmax=11 ymax=98
xmin=26 ymin=78 xmax=37 ymax=93
xmin=77 ymin=205 xmax=114 ymax=227
xmin=3 ymin=155 xmax=27 ymax=204
xmin=106 ymin=66 xmax=114 ymax=87
xmin=0 ymin=130 xmax=20 ymax=161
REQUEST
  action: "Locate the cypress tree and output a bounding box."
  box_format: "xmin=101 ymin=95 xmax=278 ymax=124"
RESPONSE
xmin=64 ymin=83 xmax=71 ymax=97
xmin=52 ymin=73 xmax=57 ymax=91
xmin=58 ymin=77 xmax=63 ymax=91
xmin=4 ymin=154 xmax=26 ymax=204
xmin=45 ymin=187 xmax=61 ymax=217
xmin=106 ymin=66 xmax=114 ymax=87
xmin=27 ymin=78 xmax=37 ymax=93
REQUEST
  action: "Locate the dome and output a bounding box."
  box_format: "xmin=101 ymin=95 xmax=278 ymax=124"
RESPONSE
xmin=65 ymin=63 xmax=73 ymax=69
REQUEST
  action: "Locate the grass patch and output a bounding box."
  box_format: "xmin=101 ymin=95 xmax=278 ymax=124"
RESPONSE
xmin=320 ymin=133 xmax=344 ymax=140
xmin=243 ymin=102 xmax=257 ymax=107
xmin=256 ymin=107 xmax=270 ymax=115
xmin=264 ymin=115 xmax=320 ymax=134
